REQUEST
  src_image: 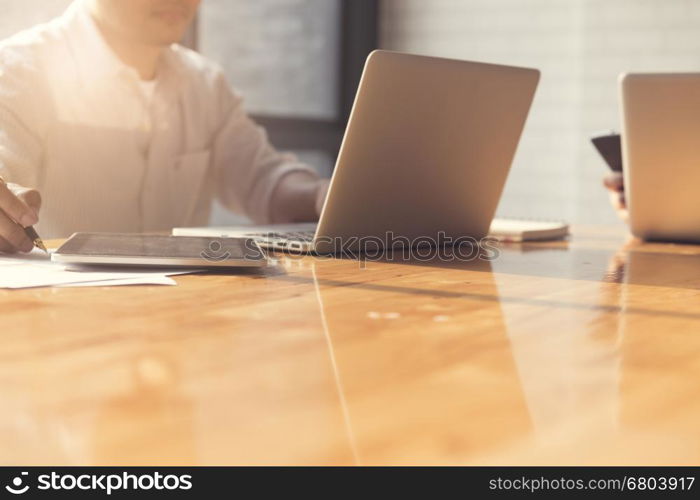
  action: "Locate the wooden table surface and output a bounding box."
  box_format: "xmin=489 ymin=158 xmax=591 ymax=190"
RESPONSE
xmin=2 ymin=225 xmax=700 ymax=466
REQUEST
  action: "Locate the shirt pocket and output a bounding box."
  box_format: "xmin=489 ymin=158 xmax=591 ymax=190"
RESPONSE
xmin=171 ymin=149 xmax=211 ymax=224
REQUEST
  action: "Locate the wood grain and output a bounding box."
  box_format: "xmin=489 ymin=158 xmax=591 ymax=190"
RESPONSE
xmin=1 ymin=226 xmax=699 ymax=465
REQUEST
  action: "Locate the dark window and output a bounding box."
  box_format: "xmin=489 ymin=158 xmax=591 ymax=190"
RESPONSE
xmin=195 ymin=0 xmax=379 ymax=168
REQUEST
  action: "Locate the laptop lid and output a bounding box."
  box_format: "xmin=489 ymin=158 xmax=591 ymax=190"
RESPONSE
xmin=621 ymin=73 xmax=700 ymax=242
xmin=314 ymin=50 xmax=540 ymax=253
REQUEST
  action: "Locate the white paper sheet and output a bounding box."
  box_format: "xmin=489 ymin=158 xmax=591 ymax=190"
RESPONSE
xmin=0 ymin=249 xmax=190 ymax=289
xmin=57 ymin=276 xmax=178 ymax=287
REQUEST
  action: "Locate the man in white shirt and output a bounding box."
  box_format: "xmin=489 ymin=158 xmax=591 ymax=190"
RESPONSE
xmin=0 ymin=0 xmax=328 ymax=252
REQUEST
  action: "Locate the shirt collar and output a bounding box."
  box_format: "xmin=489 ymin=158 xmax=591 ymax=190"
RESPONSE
xmin=62 ymin=0 xmax=185 ymax=86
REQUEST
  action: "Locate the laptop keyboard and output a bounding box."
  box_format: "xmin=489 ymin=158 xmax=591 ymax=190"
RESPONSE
xmin=247 ymin=230 xmax=315 ymax=243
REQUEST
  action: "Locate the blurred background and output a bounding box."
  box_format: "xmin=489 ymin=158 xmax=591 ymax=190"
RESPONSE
xmin=4 ymin=0 xmax=700 ymax=227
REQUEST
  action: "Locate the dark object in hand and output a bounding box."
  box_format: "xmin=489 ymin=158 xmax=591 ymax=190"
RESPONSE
xmin=591 ymin=131 xmax=623 ymax=172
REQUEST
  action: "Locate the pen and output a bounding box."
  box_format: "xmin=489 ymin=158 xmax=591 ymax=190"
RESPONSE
xmin=24 ymin=225 xmax=47 ymax=253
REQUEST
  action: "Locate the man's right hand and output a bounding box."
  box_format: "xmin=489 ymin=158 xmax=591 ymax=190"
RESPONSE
xmin=0 ymin=179 xmax=41 ymax=253
xmin=603 ymin=172 xmax=628 ymax=222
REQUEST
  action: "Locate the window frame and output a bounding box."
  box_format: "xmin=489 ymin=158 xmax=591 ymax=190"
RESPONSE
xmin=187 ymin=0 xmax=380 ymax=160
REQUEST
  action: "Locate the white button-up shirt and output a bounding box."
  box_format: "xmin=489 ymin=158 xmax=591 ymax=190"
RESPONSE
xmin=0 ymin=0 xmax=317 ymax=238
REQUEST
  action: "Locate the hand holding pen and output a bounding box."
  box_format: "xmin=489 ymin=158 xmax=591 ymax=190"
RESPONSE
xmin=0 ymin=176 xmax=46 ymax=253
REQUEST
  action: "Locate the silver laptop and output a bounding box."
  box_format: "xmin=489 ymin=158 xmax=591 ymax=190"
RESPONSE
xmin=621 ymin=73 xmax=700 ymax=242
xmin=175 ymin=50 xmax=540 ymax=253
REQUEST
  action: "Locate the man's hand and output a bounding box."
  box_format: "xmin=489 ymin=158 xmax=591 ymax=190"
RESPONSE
xmin=0 ymin=179 xmax=41 ymax=253
xmin=603 ymin=172 xmax=628 ymax=222
xmin=270 ymin=172 xmax=329 ymax=224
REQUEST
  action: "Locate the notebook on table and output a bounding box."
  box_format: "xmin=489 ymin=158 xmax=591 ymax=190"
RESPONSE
xmin=488 ymin=218 xmax=569 ymax=242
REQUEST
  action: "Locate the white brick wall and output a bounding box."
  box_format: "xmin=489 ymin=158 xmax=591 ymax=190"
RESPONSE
xmin=381 ymin=0 xmax=700 ymax=225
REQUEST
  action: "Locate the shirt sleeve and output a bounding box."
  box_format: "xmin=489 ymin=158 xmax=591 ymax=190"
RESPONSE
xmin=0 ymin=44 xmax=45 ymax=189
xmin=209 ymin=71 xmax=320 ymax=224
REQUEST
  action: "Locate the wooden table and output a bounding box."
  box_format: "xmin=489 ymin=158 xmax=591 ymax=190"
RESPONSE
xmin=2 ymin=225 xmax=700 ymax=465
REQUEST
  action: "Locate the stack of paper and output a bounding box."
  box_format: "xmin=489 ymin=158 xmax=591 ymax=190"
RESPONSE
xmin=0 ymin=249 xmax=191 ymax=289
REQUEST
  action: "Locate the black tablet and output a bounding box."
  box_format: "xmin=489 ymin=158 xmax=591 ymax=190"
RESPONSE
xmin=52 ymin=233 xmax=267 ymax=268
